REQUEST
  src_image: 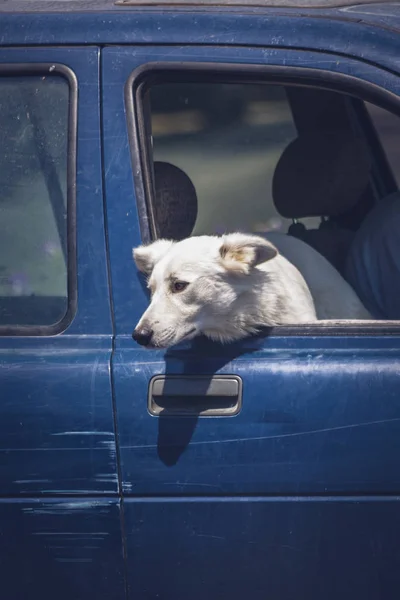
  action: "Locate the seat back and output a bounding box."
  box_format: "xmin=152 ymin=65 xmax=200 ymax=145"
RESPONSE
xmin=272 ymin=131 xmax=372 ymax=273
xmin=153 ymin=161 xmax=198 ymax=240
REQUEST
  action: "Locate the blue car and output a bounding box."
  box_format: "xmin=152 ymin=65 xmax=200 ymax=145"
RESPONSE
xmin=0 ymin=0 xmax=400 ymax=598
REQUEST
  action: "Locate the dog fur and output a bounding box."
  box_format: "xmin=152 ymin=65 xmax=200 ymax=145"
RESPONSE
xmin=265 ymin=232 xmax=371 ymax=321
xmin=132 ymin=233 xmax=319 ymax=348
xmin=132 ymin=232 xmax=370 ymax=348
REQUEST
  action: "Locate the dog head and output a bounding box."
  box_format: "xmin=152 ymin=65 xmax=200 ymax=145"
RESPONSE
xmin=132 ymin=233 xmax=277 ymax=348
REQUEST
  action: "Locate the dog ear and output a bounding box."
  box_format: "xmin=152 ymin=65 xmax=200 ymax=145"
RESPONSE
xmin=133 ymin=239 xmax=175 ymax=275
xmin=219 ymin=233 xmax=278 ymax=275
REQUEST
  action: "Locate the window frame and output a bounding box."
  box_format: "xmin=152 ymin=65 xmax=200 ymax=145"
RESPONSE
xmin=126 ymin=61 xmax=400 ymax=336
xmin=0 ymin=63 xmax=77 ymax=337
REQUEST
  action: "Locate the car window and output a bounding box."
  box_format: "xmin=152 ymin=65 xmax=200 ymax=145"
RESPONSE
xmin=365 ymin=102 xmax=400 ymax=188
xmin=134 ymin=78 xmax=400 ymax=325
xmin=149 ymin=82 xmax=319 ymax=236
xmin=0 ymin=75 xmax=69 ymax=328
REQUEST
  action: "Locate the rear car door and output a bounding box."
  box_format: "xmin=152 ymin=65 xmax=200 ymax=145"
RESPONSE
xmin=0 ymin=47 xmax=125 ymax=599
xmin=102 ymin=29 xmax=400 ymax=600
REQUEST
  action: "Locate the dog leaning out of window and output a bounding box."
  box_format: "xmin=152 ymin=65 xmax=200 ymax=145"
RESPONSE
xmin=131 ymin=232 xmax=370 ymax=349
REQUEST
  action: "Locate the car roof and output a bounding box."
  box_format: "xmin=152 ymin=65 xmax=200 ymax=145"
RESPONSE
xmin=116 ymin=0 xmax=400 ymax=5
xmin=0 ymin=0 xmax=396 ymax=9
xmin=1 ymin=0 xmax=400 ymax=38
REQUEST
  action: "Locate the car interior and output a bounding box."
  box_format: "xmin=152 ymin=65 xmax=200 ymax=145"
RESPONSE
xmin=142 ymin=81 xmax=400 ymax=321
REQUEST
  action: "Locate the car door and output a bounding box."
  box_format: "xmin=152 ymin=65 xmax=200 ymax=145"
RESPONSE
xmin=0 ymin=47 xmax=125 ymax=599
xmin=102 ymin=40 xmax=400 ymax=600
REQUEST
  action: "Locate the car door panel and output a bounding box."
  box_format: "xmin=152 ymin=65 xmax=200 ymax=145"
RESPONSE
xmin=0 ymin=47 xmax=117 ymax=496
xmin=114 ymin=342 xmax=400 ymax=495
xmin=1 ymin=343 xmax=117 ymax=495
xmin=103 ymin=45 xmax=400 ymax=495
xmin=102 ymin=44 xmax=400 ymax=599
xmin=0 ymin=499 xmax=125 ymax=600
xmin=0 ymin=47 xmax=124 ymax=599
xmin=125 ymin=497 xmax=400 ymax=600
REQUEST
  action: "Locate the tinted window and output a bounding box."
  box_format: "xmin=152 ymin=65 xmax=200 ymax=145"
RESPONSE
xmin=0 ymin=75 xmax=69 ymax=328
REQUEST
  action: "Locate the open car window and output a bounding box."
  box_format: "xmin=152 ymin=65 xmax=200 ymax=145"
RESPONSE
xmin=130 ymin=70 xmax=400 ymax=328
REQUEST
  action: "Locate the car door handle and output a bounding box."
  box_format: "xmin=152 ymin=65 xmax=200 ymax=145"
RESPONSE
xmin=148 ymin=375 xmax=242 ymax=416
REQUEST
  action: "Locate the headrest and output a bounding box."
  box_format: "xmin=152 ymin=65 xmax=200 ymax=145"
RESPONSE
xmin=153 ymin=161 xmax=198 ymax=240
xmin=272 ymin=132 xmax=372 ymax=219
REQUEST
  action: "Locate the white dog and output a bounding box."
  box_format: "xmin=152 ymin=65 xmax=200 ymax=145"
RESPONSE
xmin=132 ymin=232 xmax=369 ymax=348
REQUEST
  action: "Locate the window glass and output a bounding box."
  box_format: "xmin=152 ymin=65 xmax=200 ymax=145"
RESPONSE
xmin=366 ymin=102 xmax=400 ymax=188
xmin=150 ymin=82 xmax=313 ymax=235
xmin=0 ymin=75 xmax=69 ymax=327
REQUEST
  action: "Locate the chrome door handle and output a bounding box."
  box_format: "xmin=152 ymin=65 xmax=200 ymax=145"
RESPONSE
xmin=148 ymin=375 xmax=242 ymax=416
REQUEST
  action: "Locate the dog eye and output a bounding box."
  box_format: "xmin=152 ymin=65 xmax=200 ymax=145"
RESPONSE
xmin=172 ymin=280 xmax=189 ymax=293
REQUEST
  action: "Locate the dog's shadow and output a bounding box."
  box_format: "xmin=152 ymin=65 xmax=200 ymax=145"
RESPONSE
xmin=156 ymin=331 xmax=272 ymax=466
xmin=135 ymin=270 xmax=272 ymax=466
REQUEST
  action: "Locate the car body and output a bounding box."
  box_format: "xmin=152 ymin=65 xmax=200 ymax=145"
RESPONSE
xmin=0 ymin=1 xmax=400 ymax=598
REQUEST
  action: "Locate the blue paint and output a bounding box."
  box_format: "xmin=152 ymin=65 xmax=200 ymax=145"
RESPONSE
xmin=124 ymin=496 xmax=400 ymax=600
xmin=0 ymin=498 xmax=125 ymax=600
xmin=115 ymin=344 xmax=400 ymax=495
xmin=1 ymin=3 xmax=400 ymax=599
xmin=102 ymin=33 xmax=400 ymax=600
xmin=0 ymin=46 xmax=120 ymax=599
xmin=0 ymin=9 xmax=400 ymax=75
xmin=0 ymin=47 xmax=115 ymax=493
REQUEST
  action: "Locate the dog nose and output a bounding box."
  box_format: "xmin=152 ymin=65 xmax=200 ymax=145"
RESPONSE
xmin=132 ymin=326 xmax=153 ymax=347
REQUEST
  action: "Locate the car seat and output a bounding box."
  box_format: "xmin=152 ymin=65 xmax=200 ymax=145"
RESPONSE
xmin=272 ymin=130 xmax=372 ymax=275
xmin=153 ymin=161 xmax=198 ymax=240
